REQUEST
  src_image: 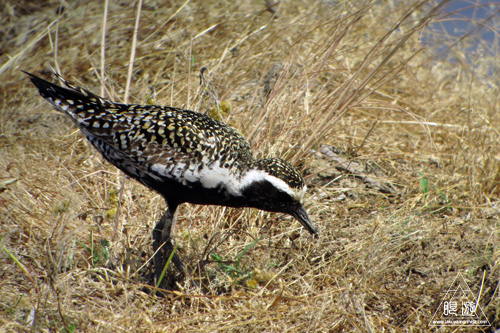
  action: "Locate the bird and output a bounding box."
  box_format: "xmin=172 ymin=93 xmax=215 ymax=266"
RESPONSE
xmin=24 ymin=70 xmax=319 ymax=284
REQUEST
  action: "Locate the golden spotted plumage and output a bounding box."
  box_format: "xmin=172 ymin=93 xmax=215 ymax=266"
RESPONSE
xmin=26 ymin=70 xmax=318 ymax=285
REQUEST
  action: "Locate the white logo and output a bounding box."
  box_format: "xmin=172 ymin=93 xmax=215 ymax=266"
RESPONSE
xmin=430 ymin=272 xmax=490 ymax=327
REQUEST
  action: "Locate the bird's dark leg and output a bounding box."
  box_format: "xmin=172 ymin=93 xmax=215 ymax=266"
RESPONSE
xmin=152 ymin=203 xmax=185 ymax=283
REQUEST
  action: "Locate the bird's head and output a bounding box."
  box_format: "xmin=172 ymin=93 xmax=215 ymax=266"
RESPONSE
xmin=240 ymin=158 xmax=318 ymax=237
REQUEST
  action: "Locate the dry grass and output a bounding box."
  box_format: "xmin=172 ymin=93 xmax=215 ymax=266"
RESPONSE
xmin=1 ymin=0 xmax=499 ymax=331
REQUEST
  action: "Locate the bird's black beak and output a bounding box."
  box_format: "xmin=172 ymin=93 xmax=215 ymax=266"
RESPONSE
xmin=291 ymin=205 xmax=318 ymax=238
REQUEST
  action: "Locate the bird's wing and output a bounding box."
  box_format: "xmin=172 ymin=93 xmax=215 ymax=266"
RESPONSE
xmin=26 ymin=72 xmax=254 ymax=184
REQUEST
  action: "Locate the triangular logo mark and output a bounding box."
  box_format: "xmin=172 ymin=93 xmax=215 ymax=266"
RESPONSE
xmin=429 ymin=272 xmax=490 ymax=327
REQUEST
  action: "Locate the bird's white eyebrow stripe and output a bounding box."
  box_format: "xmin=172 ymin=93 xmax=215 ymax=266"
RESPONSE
xmin=239 ymin=170 xmax=306 ymax=201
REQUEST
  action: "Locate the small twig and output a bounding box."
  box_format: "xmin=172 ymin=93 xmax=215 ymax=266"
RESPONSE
xmin=475 ymin=270 xmax=486 ymax=313
xmin=198 ymin=67 xmax=220 ymax=115
xmin=354 ymin=118 xmax=378 ymax=154
xmin=140 ymin=0 xmax=190 ymax=45
xmin=378 ymin=120 xmax=464 ymax=128
xmin=264 ymin=0 xmax=280 ymax=17
xmin=124 ymin=0 xmax=143 ymax=104
xmin=111 ymin=175 xmax=125 ymax=242
xmin=100 ymin=0 xmax=109 ymax=97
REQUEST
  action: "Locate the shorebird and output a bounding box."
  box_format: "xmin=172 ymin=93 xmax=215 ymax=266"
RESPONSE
xmin=25 ymin=71 xmax=318 ymax=283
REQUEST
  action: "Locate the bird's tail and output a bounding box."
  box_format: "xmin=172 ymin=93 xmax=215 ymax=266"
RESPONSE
xmin=23 ymin=70 xmax=108 ymax=122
